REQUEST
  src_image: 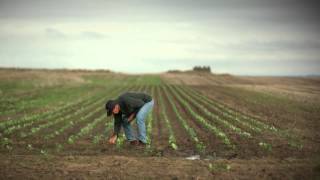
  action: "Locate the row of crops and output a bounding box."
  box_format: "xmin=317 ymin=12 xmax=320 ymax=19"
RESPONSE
xmin=0 ymin=76 xmax=302 ymax=156
xmin=0 ymin=75 xmax=139 ymax=152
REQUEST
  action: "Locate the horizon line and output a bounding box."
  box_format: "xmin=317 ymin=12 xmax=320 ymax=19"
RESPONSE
xmin=1 ymin=66 xmax=319 ymax=77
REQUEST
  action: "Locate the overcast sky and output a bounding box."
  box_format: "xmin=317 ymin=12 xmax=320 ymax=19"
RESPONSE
xmin=0 ymin=0 xmax=319 ymax=75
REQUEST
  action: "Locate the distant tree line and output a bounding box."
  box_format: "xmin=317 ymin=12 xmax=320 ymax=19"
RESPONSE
xmin=0 ymin=67 xmax=111 ymax=73
xmin=193 ymin=66 xmax=211 ymax=73
xmin=167 ymin=70 xmax=182 ymax=73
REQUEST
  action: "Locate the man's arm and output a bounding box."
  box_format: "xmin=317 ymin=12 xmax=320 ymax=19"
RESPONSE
xmin=127 ymin=113 xmax=136 ymax=123
xmin=109 ymin=114 xmax=121 ymax=144
xmin=113 ymin=114 xmax=122 ymax=136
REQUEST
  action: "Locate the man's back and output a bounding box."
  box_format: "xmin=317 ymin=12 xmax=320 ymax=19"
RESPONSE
xmin=114 ymin=92 xmax=152 ymax=117
xmin=119 ymin=92 xmax=152 ymax=104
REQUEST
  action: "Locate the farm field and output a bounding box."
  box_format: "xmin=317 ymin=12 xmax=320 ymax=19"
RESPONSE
xmin=0 ymin=68 xmax=320 ymax=179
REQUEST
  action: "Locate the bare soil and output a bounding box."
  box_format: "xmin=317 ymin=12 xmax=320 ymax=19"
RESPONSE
xmin=0 ymin=154 xmax=318 ymax=180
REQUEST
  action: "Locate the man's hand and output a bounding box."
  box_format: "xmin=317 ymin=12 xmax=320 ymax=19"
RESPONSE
xmin=108 ymin=134 xmax=117 ymax=144
xmin=127 ymin=113 xmax=136 ymax=123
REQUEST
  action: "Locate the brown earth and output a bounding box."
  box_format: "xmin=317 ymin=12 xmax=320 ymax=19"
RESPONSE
xmin=0 ymin=154 xmax=318 ymax=180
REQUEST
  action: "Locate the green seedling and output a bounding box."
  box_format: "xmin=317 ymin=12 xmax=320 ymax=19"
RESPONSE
xmin=208 ymin=163 xmax=231 ymax=173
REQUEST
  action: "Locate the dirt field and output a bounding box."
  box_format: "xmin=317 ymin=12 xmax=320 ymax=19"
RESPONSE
xmin=1 ymin=69 xmax=320 ymax=179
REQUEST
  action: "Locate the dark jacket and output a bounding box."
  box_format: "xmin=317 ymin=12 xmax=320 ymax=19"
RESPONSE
xmin=113 ymin=92 xmax=152 ymax=135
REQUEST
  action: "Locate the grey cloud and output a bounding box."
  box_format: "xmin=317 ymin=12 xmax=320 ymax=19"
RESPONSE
xmin=224 ymin=40 xmax=320 ymax=53
xmin=0 ymin=0 xmax=119 ymax=19
xmin=82 ymin=31 xmax=106 ymax=39
xmin=45 ymin=29 xmax=106 ymax=39
xmin=1 ymin=0 xmax=319 ymax=24
xmin=186 ymin=39 xmax=320 ymax=55
xmin=0 ymin=0 xmax=319 ymax=34
xmin=247 ymin=40 xmax=320 ymax=52
xmin=45 ymin=28 xmax=66 ymax=39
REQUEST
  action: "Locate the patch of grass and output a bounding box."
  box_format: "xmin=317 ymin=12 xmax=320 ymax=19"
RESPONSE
xmin=223 ymin=85 xmax=318 ymax=115
xmin=82 ymin=74 xmax=122 ymax=86
xmin=259 ymin=142 xmax=272 ymax=152
xmin=0 ymin=84 xmax=96 ymax=116
xmin=0 ymin=79 xmax=35 ymax=95
xmin=137 ymin=75 xmax=162 ymax=85
xmin=208 ymin=162 xmax=231 ymax=173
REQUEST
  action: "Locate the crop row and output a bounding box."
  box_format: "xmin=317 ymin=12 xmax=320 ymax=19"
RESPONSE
xmin=44 ymin=85 xmax=135 ymax=141
xmin=0 ymin=85 xmax=136 ymax=151
xmin=0 ymin=85 xmax=96 ymax=117
xmin=92 ymin=120 xmax=114 ymax=144
xmin=67 ymin=113 xmax=106 ymax=144
xmin=180 ymin=86 xmax=304 ymax=148
xmin=19 ymin=94 xmax=111 ymax=138
xmin=172 ymin=85 xmax=252 ymax=138
xmin=179 ymin=86 xmax=264 ymax=133
xmin=157 ymin=86 xmax=178 ymax=150
xmin=171 ymin=85 xmax=277 ymax=151
xmin=146 ymin=86 xmax=155 ymax=149
xmin=182 ymin=86 xmax=277 ymax=133
xmin=166 ymin=84 xmax=233 ymax=148
xmin=0 ymin=87 xmax=114 ymax=134
xmin=161 ymin=86 xmax=206 ymax=152
xmin=4 ymin=88 xmax=121 ymax=137
xmin=1 ymin=78 xmax=137 ymax=130
xmin=44 ymin=105 xmax=103 ymax=140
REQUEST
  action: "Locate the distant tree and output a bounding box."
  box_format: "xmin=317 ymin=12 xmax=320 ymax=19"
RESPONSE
xmin=193 ymin=66 xmax=211 ymax=73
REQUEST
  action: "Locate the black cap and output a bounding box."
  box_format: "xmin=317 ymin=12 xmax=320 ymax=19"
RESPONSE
xmin=105 ymin=100 xmax=117 ymax=116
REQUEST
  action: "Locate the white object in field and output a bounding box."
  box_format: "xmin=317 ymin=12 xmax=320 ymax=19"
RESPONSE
xmin=185 ymin=155 xmax=200 ymax=160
